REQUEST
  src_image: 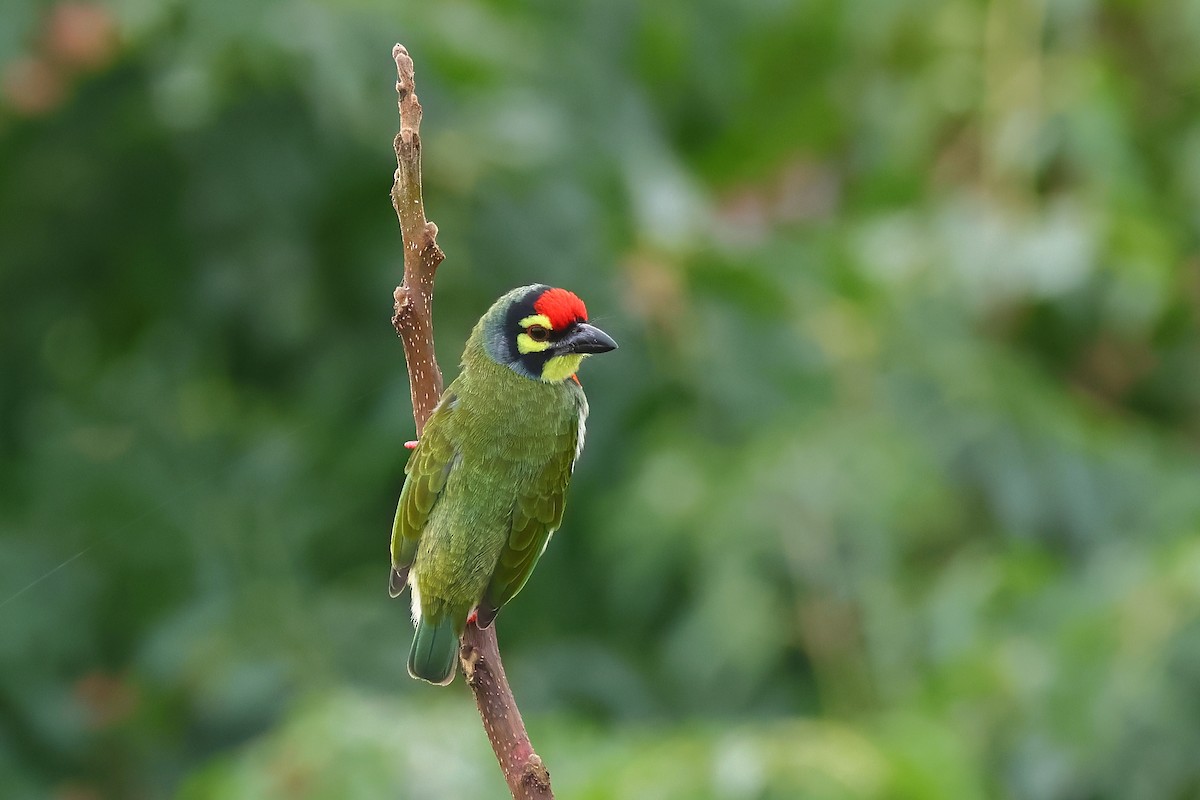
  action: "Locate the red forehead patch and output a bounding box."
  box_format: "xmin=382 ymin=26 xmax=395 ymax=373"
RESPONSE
xmin=534 ymin=287 xmax=588 ymax=329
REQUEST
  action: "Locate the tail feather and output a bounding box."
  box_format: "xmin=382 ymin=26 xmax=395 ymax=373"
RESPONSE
xmin=407 ymin=616 xmax=459 ymax=685
xmin=389 ymin=565 xmax=409 ymax=598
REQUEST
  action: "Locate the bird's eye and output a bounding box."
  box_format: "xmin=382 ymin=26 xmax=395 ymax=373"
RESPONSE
xmin=526 ymin=324 xmax=550 ymax=342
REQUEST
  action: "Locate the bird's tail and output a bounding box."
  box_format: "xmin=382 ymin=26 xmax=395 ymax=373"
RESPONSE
xmin=408 ymin=615 xmax=459 ymax=685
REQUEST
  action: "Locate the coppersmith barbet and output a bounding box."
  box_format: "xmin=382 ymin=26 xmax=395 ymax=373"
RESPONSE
xmin=390 ymin=284 xmax=617 ymax=685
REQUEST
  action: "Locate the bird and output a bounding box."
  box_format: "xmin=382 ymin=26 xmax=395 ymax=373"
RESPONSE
xmin=390 ymin=284 xmax=617 ymax=685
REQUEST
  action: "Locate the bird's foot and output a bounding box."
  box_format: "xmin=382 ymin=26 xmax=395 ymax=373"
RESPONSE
xmin=404 ymin=439 xmax=418 ymax=450
xmin=466 ymin=608 xmax=478 ymax=625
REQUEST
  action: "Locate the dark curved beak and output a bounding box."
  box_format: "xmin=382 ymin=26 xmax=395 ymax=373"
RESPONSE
xmin=558 ymin=322 xmax=618 ymax=355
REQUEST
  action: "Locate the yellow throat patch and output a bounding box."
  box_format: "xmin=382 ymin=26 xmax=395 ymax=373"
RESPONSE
xmin=542 ymin=354 xmax=584 ymax=383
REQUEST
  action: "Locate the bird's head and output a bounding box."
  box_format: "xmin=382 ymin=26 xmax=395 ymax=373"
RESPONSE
xmin=478 ymin=284 xmax=618 ymax=382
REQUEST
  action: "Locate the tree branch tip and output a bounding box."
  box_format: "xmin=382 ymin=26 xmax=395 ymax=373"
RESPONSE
xmin=393 ymin=43 xmax=413 ymax=72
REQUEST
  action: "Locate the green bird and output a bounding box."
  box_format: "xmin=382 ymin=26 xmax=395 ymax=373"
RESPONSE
xmin=390 ymin=284 xmax=618 ymax=685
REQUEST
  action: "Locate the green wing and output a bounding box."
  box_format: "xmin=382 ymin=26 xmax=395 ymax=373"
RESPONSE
xmin=389 ymin=393 xmax=458 ymax=597
xmin=477 ymin=422 xmax=578 ymax=626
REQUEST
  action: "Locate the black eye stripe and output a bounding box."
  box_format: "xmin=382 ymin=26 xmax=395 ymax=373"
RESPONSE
xmin=504 ymin=287 xmax=548 ymax=332
xmin=502 ymin=285 xmax=549 ymax=365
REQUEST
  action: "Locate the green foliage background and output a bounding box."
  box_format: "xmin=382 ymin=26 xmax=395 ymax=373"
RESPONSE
xmin=3 ymin=1 xmax=1200 ymax=798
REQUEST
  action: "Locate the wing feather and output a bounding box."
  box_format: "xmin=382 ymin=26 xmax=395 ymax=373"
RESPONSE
xmin=389 ymin=393 xmax=458 ymax=596
xmin=478 ymin=420 xmax=578 ymax=625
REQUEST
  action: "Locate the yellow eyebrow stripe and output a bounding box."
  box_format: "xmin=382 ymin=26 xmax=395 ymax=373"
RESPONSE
xmin=519 ymin=314 xmax=553 ymax=329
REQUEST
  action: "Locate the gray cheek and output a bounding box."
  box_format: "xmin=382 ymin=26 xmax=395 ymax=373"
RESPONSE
xmin=482 ymin=329 xmax=514 ymax=365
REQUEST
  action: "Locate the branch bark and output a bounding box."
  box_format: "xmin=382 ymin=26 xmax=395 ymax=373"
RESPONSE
xmin=390 ymin=43 xmax=444 ymax=428
xmin=388 ymin=43 xmax=554 ymax=800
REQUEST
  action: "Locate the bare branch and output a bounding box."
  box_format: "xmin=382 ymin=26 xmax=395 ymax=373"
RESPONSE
xmin=391 ymin=42 xmax=445 ymax=434
xmin=461 ymin=625 xmax=553 ymax=797
xmin=388 ymin=43 xmax=554 ymax=800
